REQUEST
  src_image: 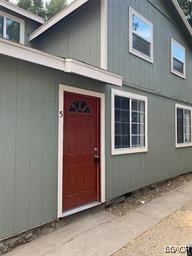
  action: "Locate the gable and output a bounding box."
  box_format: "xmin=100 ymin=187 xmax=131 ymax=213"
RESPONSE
xmin=29 ymin=0 xmax=192 ymax=46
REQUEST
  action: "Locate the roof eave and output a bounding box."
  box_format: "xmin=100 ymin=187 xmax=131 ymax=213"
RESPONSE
xmin=171 ymin=0 xmax=192 ymax=38
xmin=0 ymin=38 xmax=122 ymax=87
xmin=0 ymin=0 xmax=44 ymax=24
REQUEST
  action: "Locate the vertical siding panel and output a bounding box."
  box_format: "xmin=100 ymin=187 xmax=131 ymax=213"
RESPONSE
xmin=14 ymin=63 xmax=31 ymax=234
xmin=108 ymin=0 xmax=192 ymax=102
xmin=0 ymin=58 xmax=17 ymax=237
xmin=36 ymin=1 xmax=101 ymax=67
xmin=28 ymin=66 xmax=44 ymax=228
xmin=41 ymin=72 xmax=57 ymax=223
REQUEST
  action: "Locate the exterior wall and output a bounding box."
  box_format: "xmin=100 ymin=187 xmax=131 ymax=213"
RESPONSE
xmin=105 ymin=0 xmax=192 ymax=200
xmin=34 ymin=0 xmax=101 ymax=67
xmin=0 ymin=6 xmax=40 ymax=47
xmin=105 ymin=84 xmax=192 ymax=201
xmin=0 ymin=55 xmax=104 ymax=240
xmin=107 ymin=0 xmax=192 ymax=103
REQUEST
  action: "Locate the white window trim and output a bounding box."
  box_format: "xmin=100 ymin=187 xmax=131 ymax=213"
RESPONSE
xmin=0 ymin=10 xmax=25 ymax=44
xmin=171 ymin=38 xmax=186 ymax=79
xmin=111 ymin=89 xmax=148 ymax=155
xmin=129 ymin=7 xmax=154 ymax=63
xmin=175 ymin=103 xmax=192 ymax=148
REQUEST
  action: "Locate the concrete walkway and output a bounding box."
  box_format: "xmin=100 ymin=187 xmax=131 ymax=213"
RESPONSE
xmin=6 ymin=181 xmax=192 ymax=256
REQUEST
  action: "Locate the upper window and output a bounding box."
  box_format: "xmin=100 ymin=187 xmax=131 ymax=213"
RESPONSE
xmin=171 ymin=39 xmax=185 ymax=79
xmin=176 ymin=104 xmax=192 ymax=148
xmin=112 ymin=90 xmax=148 ymax=155
xmin=0 ymin=11 xmax=24 ymax=44
xmin=129 ymin=7 xmax=153 ymax=63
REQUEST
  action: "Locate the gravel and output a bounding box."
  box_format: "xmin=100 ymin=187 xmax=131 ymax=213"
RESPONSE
xmin=113 ymin=200 xmax=192 ymax=256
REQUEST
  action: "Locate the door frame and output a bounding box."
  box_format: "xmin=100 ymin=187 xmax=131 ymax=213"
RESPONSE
xmin=57 ymin=84 xmax=105 ymax=218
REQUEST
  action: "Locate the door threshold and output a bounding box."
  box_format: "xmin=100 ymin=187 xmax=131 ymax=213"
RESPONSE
xmin=61 ymin=202 xmax=101 ymax=218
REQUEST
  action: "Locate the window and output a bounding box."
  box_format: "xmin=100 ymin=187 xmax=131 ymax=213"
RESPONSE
xmin=0 ymin=11 xmax=24 ymax=44
xmin=171 ymin=39 xmax=185 ymax=78
xmin=176 ymin=104 xmax=192 ymax=147
xmin=112 ymin=90 xmax=148 ymax=155
xmin=129 ymin=7 xmax=153 ymax=63
xmin=69 ymin=100 xmax=90 ymax=113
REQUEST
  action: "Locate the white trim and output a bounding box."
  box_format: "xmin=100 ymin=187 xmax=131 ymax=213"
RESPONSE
xmin=100 ymin=0 xmax=107 ymax=69
xmin=29 ymin=0 xmax=192 ymax=45
xmin=57 ymin=84 xmax=105 ymax=218
xmin=175 ymin=103 xmax=192 ymax=148
xmin=64 ymin=59 xmax=122 ymax=86
xmin=0 ymin=10 xmax=25 ymax=44
xmin=171 ymin=38 xmax=186 ymax=79
xmin=129 ymin=7 xmax=154 ymax=63
xmin=29 ymin=0 xmax=88 ymax=41
xmin=171 ymin=0 xmax=192 ymax=38
xmin=0 ymin=38 xmax=65 ymax=70
xmin=0 ymin=0 xmax=44 ymax=24
xmin=111 ymin=89 xmax=148 ymax=155
xmin=61 ymin=202 xmax=101 ymax=218
xmin=0 ymin=38 xmax=122 ymax=86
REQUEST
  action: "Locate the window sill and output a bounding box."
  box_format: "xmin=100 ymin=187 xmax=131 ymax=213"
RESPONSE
xmin=129 ymin=48 xmax=154 ymax=64
xmin=171 ymin=69 xmax=185 ymax=79
xmin=176 ymin=143 xmax=192 ymax=148
xmin=111 ymin=147 xmax=148 ymax=155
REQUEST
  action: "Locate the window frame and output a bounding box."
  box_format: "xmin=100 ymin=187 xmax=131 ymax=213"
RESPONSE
xmin=175 ymin=103 xmax=192 ymax=148
xmin=0 ymin=10 xmax=25 ymax=44
xmin=129 ymin=7 xmax=154 ymax=63
xmin=171 ymin=38 xmax=186 ymax=79
xmin=111 ymin=89 xmax=148 ymax=155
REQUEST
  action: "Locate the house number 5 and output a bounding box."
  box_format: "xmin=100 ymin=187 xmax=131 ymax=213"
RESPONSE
xmin=59 ymin=111 xmax=63 ymax=118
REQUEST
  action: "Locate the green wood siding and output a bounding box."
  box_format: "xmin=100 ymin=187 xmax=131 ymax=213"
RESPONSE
xmin=0 ymin=55 xmax=104 ymax=240
xmin=35 ymin=0 xmax=101 ymax=67
xmin=105 ymin=0 xmax=192 ymax=200
xmin=107 ymin=0 xmax=192 ymax=103
xmin=105 ymin=84 xmax=192 ymax=201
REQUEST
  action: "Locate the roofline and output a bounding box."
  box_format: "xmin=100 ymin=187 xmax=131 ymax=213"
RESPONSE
xmin=171 ymin=0 xmax=192 ymax=38
xmin=29 ymin=0 xmax=88 ymax=41
xmin=0 ymin=0 xmax=44 ymax=24
xmin=0 ymin=38 xmax=122 ymax=86
xmin=29 ymin=0 xmax=192 ymax=43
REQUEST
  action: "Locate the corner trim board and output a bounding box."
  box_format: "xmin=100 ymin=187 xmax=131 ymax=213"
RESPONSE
xmin=57 ymin=84 xmax=106 ymax=218
xmin=100 ymin=0 xmax=107 ymax=69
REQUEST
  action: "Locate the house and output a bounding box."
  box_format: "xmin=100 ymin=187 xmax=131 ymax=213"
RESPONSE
xmin=0 ymin=0 xmax=192 ymax=241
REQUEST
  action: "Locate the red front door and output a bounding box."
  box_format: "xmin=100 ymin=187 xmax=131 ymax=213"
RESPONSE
xmin=63 ymin=92 xmax=100 ymax=212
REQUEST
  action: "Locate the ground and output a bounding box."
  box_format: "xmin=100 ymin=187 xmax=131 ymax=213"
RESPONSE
xmin=4 ymin=172 xmax=192 ymax=256
xmin=107 ymin=172 xmax=192 ymax=216
xmin=113 ymin=200 xmax=192 ymax=256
